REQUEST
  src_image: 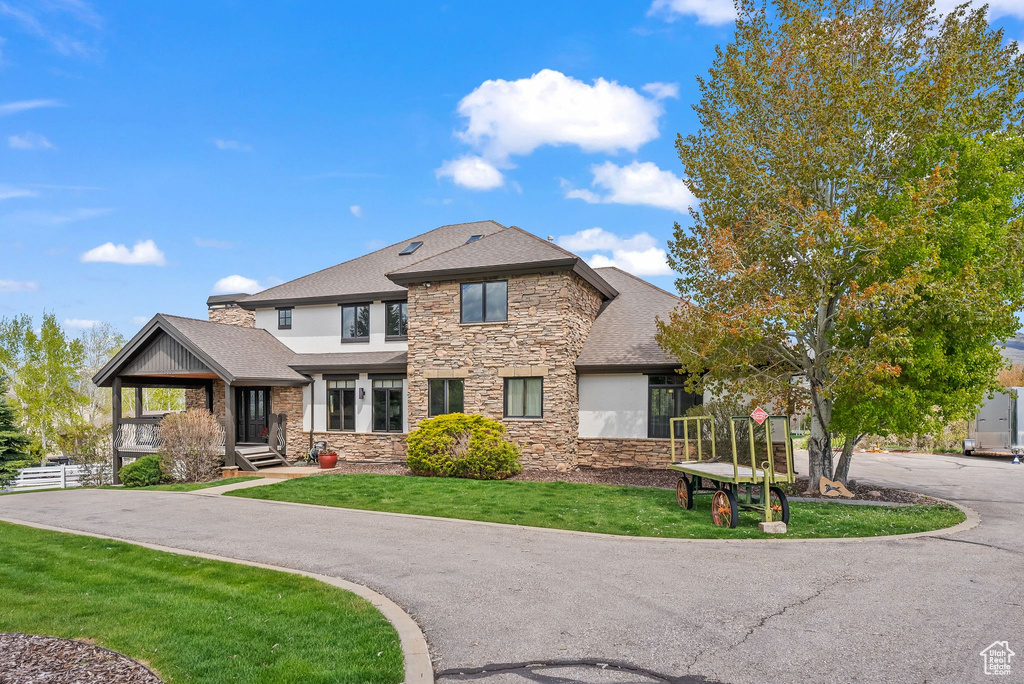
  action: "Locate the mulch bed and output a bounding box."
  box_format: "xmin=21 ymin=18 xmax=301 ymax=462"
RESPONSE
xmin=303 ymin=461 xmax=932 ymax=504
xmin=0 ymin=634 xmax=162 ymax=683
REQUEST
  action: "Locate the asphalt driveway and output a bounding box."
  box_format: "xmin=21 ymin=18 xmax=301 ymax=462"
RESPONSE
xmin=1 ymin=451 xmax=1020 ymax=684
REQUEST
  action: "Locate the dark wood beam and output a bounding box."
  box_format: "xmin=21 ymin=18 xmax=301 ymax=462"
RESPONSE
xmin=134 ymin=386 xmax=143 ymax=418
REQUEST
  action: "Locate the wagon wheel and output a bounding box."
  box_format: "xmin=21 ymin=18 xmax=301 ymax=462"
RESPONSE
xmin=675 ymin=476 xmax=694 ymax=510
xmin=769 ymin=486 xmax=790 ymax=524
xmin=711 ymin=489 xmax=738 ymax=529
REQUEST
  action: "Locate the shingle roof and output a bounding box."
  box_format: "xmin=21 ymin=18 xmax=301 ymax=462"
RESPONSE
xmin=289 ymin=350 xmax=407 ymax=373
xmin=93 ymin=314 xmax=308 ymax=386
xmin=240 ymin=220 xmax=507 ymax=308
xmin=575 ymin=267 xmax=682 ymax=371
xmin=386 ymin=225 xmax=617 ymax=298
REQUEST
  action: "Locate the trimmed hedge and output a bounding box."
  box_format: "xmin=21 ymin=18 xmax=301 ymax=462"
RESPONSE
xmin=406 ymin=413 xmax=522 ymax=480
xmin=119 ymin=454 xmax=164 ymax=488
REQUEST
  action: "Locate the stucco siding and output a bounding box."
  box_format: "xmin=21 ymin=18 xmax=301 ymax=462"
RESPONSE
xmin=254 ymin=302 xmax=409 ymax=354
xmin=578 ymin=373 xmax=648 ymax=438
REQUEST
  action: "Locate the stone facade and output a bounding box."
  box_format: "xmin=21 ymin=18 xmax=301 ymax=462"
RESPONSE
xmin=208 ymin=304 xmax=255 ymax=327
xmin=270 ymin=385 xmax=304 ymax=457
xmin=309 ymin=432 xmax=407 ymax=462
xmin=406 ymin=270 xmax=603 ymax=470
xmin=184 ymin=379 xmax=226 ymax=419
xmin=577 ymin=437 xmax=674 ymax=469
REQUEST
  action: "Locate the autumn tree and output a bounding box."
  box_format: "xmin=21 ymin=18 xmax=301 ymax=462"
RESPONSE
xmin=657 ymin=0 xmax=1024 ymax=488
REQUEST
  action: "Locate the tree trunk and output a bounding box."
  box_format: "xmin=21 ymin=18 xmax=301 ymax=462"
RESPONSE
xmin=806 ymin=408 xmax=834 ymax=494
xmin=832 ymin=434 xmax=859 ymax=485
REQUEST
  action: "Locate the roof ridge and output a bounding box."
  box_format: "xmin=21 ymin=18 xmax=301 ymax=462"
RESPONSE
xmin=506 ymin=225 xmax=582 ymax=261
xmin=385 ymin=224 xmax=516 ymax=276
xmin=595 ymin=266 xmax=680 ymax=299
xmin=159 ymin=312 xmax=277 ymax=334
xmin=249 ymin=220 xmax=508 ymax=299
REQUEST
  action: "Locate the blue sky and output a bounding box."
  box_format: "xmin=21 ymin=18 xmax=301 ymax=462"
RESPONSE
xmin=1 ymin=1 xmax=1022 ymax=336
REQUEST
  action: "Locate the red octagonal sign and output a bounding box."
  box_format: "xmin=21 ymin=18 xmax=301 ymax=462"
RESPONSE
xmin=751 ymin=407 xmax=769 ymax=425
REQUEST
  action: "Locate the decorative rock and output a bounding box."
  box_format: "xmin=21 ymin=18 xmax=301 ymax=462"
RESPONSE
xmin=866 ymin=490 xmax=882 ymax=498
xmin=759 ymin=521 xmax=788 ymax=534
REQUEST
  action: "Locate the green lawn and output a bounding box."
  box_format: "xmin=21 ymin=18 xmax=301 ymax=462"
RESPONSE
xmin=119 ymin=475 xmax=263 ymax=492
xmin=0 ymin=522 xmax=403 ymax=683
xmin=228 ymin=474 xmax=964 ymax=539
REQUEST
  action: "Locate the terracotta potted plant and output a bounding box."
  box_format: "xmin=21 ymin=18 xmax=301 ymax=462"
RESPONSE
xmin=318 ymin=450 xmax=339 ymax=469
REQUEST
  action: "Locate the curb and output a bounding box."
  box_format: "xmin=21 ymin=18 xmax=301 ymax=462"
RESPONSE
xmin=214 ymin=486 xmax=979 ymax=545
xmin=0 ymin=517 xmax=433 ymax=684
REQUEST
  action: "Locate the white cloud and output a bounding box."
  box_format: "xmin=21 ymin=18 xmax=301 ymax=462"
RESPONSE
xmin=4 ymin=207 xmax=113 ymax=225
xmin=564 ymin=160 xmax=693 ymax=212
xmin=213 ymin=139 xmax=252 ymax=152
xmin=454 ymin=69 xmax=666 ymax=160
xmin=436 ymin=155 xmax=505 ymax=190
xmin=211 ymin=274 xmax=265 ymax=294
xmin=349 ymin=204 xmax=362 ymax=217
xmin=9 ymin=131 xmax=55 ymax=149
xmin=642 ymin=82 xmax=680 ymax=100
xmin=0 ymin=184 xmax=38 ymax=200
xmin=0 ymin=98 xmax=63 ymax=116
xmin=647 ymin=0 xmax=737 ymax=25
xmin=558 ymin=227 xmax=672 ymax=277
xmin=0 ymin=279 xmax=39 ymax=292
xmin=131 ymin=315 xmax=150 ymax=326
xmin=80 ymin=239 xmax=166 ymax=266
xmin=932 ymin=0 xmax=1024 ymax=19
xmin=0 ymin=1 xmax=101 ymax=57
xmin=64 ymin=318 xmax=99 ymax=329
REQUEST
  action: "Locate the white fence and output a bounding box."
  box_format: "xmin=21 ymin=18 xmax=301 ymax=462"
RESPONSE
xmin=5 ymin=465 xmax=90 ymax=492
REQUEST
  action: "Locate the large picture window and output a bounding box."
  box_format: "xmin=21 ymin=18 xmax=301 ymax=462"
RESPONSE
xmin=648 ymin=375 xmax=700 ymax=438
xmin=372 ymin=379 xmax=404 ymax=432
xmin=327 ymin=379 xmax=356 ymax=432
xmin=341 ymin=303 xmax=370 ymax=341
xmin=460 ymin=281 xmax=507 ymax=323
xmin=428 ymin=378 xmax=464 ymax=417
xmin=504 ymin=377 xmax=542 ymax=418
xmin=385 ymin=301 xmax=408 ymax=339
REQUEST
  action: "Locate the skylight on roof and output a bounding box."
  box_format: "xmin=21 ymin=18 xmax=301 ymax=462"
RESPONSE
xmin=466 ymin=235 xmax=483 ymax=243
xmin=399 ymin=241 xmax=423 ymax=255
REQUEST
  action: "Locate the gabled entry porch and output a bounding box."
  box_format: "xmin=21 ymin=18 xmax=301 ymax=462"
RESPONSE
xmin=93 ymin=314 xmax=310 ymax=482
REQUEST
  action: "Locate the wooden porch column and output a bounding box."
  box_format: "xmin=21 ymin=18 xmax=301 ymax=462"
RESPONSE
xmin=134 ymin=386 xmax=143 ymax=418
xmin=204 ymin=381 xmax=213 ymax=412
xmin=112 ymin=377 xmax=123 ymax=485
xmin=224 ymin=382 xmax=236 ymax=467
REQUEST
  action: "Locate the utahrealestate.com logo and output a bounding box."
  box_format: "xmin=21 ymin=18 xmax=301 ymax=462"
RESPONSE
xmin=980 ymin=641 xmax=1015 ymax=676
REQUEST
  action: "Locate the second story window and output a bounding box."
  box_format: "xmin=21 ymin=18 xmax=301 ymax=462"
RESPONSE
xmin=461 ymin=281 xmax=507 ymax=323
xmin=341 ymin=303 xmax=369 ymax=342
xmin=277 ymin=307 xmax=292 ymax=329
xmin=385 ymin=302 xmax=408 ymax=339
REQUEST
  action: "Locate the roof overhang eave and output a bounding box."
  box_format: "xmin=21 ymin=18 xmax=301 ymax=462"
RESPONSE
xmin=238 ymin=290 xmax=408 ymax=310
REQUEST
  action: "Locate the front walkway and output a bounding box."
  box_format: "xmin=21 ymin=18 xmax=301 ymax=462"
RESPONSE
xmin=1 ymin=451 xmax=1020 ymax=683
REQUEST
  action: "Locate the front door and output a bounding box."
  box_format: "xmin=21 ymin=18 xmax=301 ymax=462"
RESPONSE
xmin=237 ymin=388 xmax=270 ymax=443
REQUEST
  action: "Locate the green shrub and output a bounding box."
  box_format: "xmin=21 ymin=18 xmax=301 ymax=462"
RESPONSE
xmin=119 ymin=454 xmax=164 ymax=488
xmin=406 ymin=413 xmax=522 ymax=480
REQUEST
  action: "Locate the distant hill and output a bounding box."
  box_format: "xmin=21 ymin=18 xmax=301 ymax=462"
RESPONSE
xmin=1002 ymin=336 xmax=1024 ymax=365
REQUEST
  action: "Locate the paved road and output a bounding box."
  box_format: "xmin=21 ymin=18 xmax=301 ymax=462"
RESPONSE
xmin=1 ymin=451 xmax=1021 ymax=684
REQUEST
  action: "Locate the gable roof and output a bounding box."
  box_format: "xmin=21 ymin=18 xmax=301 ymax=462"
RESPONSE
xmin=575 ymin=267 xmax=682 ymax=372
xmin=386 ymin=225 xmax=617 ymax=298
xmin=94 ymin=314 xmax=308 ymax=387
xmin=240 ymin=220 xmax=507 ymax=309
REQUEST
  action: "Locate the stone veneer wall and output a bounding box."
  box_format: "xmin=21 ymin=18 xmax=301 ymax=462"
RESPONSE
xmin=309 ymin=432 xmax=407 ymax=462
xmin=208 ymin=304 xmax=255 ymax=328
xmin=406 ymin=270 xmax=603 ymax=470
xmin=184 ymin=379 xmax=226 ymax=419
xmin=270 ymin=386 xmax=305 ymax=457
xmin=576 ymin=437 xmax=673 ymax=469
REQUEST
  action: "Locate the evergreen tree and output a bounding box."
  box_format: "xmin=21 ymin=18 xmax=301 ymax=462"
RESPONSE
xmin=0 ymin=377 xmax=32 ymax=488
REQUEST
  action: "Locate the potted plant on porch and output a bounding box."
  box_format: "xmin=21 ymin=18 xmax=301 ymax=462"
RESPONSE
xmin=317 ymin=450 xmax=339 ymax=469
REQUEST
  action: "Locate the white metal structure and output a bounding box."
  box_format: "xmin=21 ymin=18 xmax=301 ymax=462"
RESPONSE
xmin=964 ymin=387 xmax=1023 ymax=456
